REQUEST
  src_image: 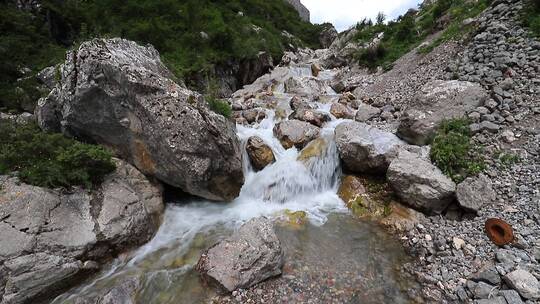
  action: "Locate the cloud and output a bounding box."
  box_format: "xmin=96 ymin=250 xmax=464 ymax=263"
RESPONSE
xmin=301 ymin=0 xmax=423 ymax=31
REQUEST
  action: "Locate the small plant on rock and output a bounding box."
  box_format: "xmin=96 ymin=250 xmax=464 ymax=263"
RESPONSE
xmin=430 ymin=118 xmax=485 ymax=182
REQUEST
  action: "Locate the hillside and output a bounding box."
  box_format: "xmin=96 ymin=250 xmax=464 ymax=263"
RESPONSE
xmin=0 ymin=0 xmax=324 ymax=113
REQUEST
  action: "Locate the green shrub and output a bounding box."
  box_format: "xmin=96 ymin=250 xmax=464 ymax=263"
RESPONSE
xmin=522 ymin=0 xmax=540 ymax=37
xmin=430 ymin=118 xmax=485 ymax=182
xmin=207 ymin=97 xmax=232 ymax=118
xmin=0 ymin=122 xmax=116 ymax=188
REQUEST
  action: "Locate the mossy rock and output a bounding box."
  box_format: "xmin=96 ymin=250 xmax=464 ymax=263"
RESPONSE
xmin=297 ymin=138 xmax=327 ymax=162
xmin=277 ymin=209 xmax=308 ymax=230
xmin=338 ymin=175 xmax=392 ymax=219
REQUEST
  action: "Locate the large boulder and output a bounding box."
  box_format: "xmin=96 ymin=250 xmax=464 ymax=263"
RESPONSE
xmin=36 ymin=38 xmax=243 ymax=201
xmin=503 ymin=269 xmax=540 ymax=300
xmin=335 ymin=121 xmax=405 ymax=174
xmin=246 ymin=136 xmax=275 ymax=171
xmin=397 ymin=80 xmax=488 ymax=145
xmin=456 ymin=174 xmax=496 ymax=213
xmin=319 ymin=24 xmax=339 ymax=48
xmin=387 ymin=151 xmax=456 ymax=214
xmin=273 ymin=119 xmax=320 ymax=149
xmin=0 ymin=159 xmax=163 ymax=304
xmin=196 ymin=217 xmax=284 ymax=292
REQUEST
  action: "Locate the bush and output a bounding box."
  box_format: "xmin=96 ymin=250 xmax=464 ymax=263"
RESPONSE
xmin=430 ymin=119 xmax=485 ymax=182
xmin=207 ymin=96 xmax=232 ymax=118
xmin=522 ymin=0 xmax=540 ymax=37
xmin=0 ymin=122 xmax=116 ymax=188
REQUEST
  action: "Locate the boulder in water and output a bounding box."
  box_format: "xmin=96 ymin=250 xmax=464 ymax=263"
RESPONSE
xmin=246 ymin=136 xmax=275 ymax=171
xmin=36 ymin=38 xmax=243 ymax=201
xmin=196 ymin=217 xmax=284 ymax=292
xmin=274 ymin=119 xmax=320 ymax=149
xmin=387 ymin=151 xmax=456 ymax=214
xmin=330 ymin=103 xmax=354 ymax=119
xmin=289 ymin=108 xmax=331 ymax=127
xmin=0 ymin=159 xmax=163 ymax=304
xmin=335 ymin=121 xmax=405 ymax=174
xmin=297 ymin=137 xmax=328 ymax=163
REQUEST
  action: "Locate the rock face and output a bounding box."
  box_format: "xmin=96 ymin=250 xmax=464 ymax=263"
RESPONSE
xmin=397 ymin=80 xmax=488 ymax=145
xmin=456 ymin=174 xmax=496 ymax=213
xmin=36 ymin=38 xmax=243 ymax=201
xmin=387 ymin=151 xmax=456 ymax=214
xmin=246 ymin=136 xmax=275 ymax=171
xmin=196 ymin=217 xmax=284 ymax=292
xmin=503 ymin=269 xmax=540 ymax=300
xmin=273 ymin=119 xmax=320 ymax=149
xmin=319 ymin=24 xmax=339 ymax=48
xmin=335 ymin=121 xmax=405 ymax=174
xmin=284 ymin=0 xmax=310 ymax=22
xmin=0 ymin=159 xmax=163 ymax=304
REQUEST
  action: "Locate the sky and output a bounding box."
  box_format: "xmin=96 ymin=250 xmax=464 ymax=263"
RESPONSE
xmin=302 ymin=0 xmax=424 ymax=32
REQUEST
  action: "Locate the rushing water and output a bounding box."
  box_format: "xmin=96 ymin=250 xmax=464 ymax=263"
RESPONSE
xmin=52 ymin=70 xmax=416 ymax=303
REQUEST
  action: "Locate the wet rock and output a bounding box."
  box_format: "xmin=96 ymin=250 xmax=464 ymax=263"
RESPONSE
xmin=397 ymin=80 xmax=488 ymax=145
xmin=456 ymin=174 xmax=496 ymax=213
xmin=0 ymin=159 xmax=163 ymax=304
xmin=387 ymin=151 xmax=456 ymax=214
xmin=380 ymin=202 xmax=426 ymax=232
xmin=196 ymin=217 xmax=284 ymax=292
xmin=36 ymin=38 xmax=243 ymax=201
xmin=273 ymin=120 xmax=320 ymax=149
xmin=354 ymin=103 xmax=381 ymax=122
xmin=503 ymin=269 xmax=540 ymax=300
xmin=337 ymin=175 xmax=367 ymax=207
xmin=243 ymin=108 xmax=267 ymax=124
xmin=330 ymin=103 xmax=354 ymax=119
xmin=289 ymin=108 xmax=331 ymax=127
xmin=297 ymin=138 xmax=328 ymax=163
xmin=311 ymin=63 xmax=321 ymax=77
xmin=335 ymin=121 xmax=405 ymax=174
xmin=246 ymin=136 xmax=275 ymax=171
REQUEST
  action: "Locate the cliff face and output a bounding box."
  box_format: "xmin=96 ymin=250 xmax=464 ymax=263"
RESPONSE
xmin=285 ymin=0 xmax=310 ymax=22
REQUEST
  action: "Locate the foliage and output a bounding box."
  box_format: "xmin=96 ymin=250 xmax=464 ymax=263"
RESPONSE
xmin=494 ymin=151 xmax=521 ymax=167
xmin=207 ymin=96 xmax=232 ymax=118
xmin=0 ymin=122 xmax=116 ymax=188
xmin=353 ymin=0 xmax=493 ymax=69
xmin=522 ymin=0 xmax=540 ymax=37
xmin=430 ymin=119 xmax=485 ymax=182
xmin=0 ymin=3 xmax=65 ymax=113
xmin=0 ymin=0 xmax=324 ymax=112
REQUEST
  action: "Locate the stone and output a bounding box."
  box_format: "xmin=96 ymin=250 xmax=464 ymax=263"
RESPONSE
xmin=453 ymin=237 xmax=466 ymax=250
xmin=473 ymin=266 xmax=502 ymax=285
xmin=243 ymin=108 xmax=267 ymax=124
xmin=456 ymin=174 xmax=496 ymax=213
xmin=335 ymin=121 xmax=405 ymax=174
xmin=273 ymin=120 xmax=320 ymax=149
xmin=387 ymin=151 xmax=456 ymax=214
xmin=470 ymin=121 xmax=501 ymax=134
xmin=246 ymin=136 xmax=275 ymax=171
xmin=475 ymin=296 xmax=507 ymax=304
xmin=36 ymin=66 xmax=58 ymax=90
xmin=503 ymin=269 xmax=540 ymax=300
xmin=499 ymin=289 xmax=525 ymax=304
xmin=36 ymin=38 xmax=243 ymax=201
xmin=380 ymin=202 xmax=426 ymax=232
xmin=472 ymin=281 xmax=496 ymax=299
xmin=196 ymin=217 xmax=284 ymax=292
xmin=0 ymin=159 xmax=163 ymax=304
xmin=289 ymin=108 xmax=331 ymax=127
xmin=354 ymin=102 xmax=381 ymax=122
xmin=397 ymin=80 xmax=488 ymax=145
xmin=330 ymin=103 xmax=354 ymax=119
xmin=311 ymin=63 xmax=321 ymax=77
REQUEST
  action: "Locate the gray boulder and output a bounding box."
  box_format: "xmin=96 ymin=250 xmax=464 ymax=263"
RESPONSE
xmin=196 ymin=217 xmax=284 ymax=292
xmin=456 ymin=174 xmax=496 ymax=213
xmin=36 ymin=38 xmax=243 ymax=201
xmin=319 ymin=24 xmax=338 ymax=48
xmin=335 ymin=121 xmax=405 ymax=174
xmin=397 ymin=80 xmax=488 ymax=145
xmin=355 ymin=102 xmax=381 ymax=122
xmin=0 ymin=159 xmax=163 ymax=304
xmin=273 ymin=120 xmax=320 ymax=149
xmin=503 ymin=269 xmax=540 ymax=300
xmin=289 ymin=108 xmax=331 ymax=127
xmin=387 ymin=151 xmax=456 ymax=214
